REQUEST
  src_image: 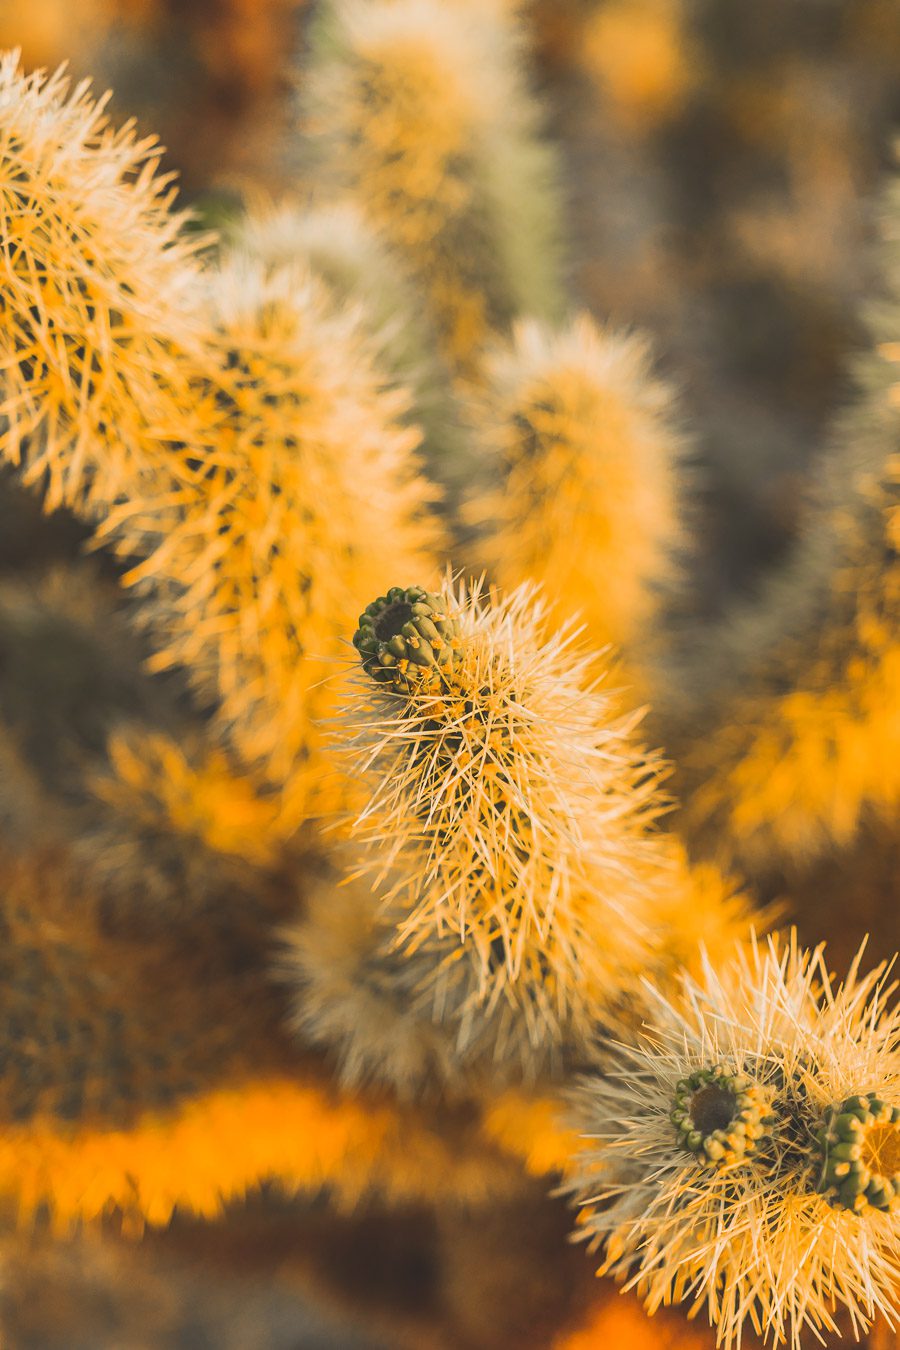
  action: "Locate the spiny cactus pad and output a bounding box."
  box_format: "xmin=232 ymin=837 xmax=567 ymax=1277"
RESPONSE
xmin=671 ymin=1065 xmax=773 ymax=1166
xmin=815 ymin=1092 xmax=900 ymax=1212
xmin=353 ymin=586 xmax=460 ymax=693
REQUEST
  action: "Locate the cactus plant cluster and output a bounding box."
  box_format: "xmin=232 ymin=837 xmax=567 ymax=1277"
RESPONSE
xmin=2 ymin=4 xmax=900 ymax=1348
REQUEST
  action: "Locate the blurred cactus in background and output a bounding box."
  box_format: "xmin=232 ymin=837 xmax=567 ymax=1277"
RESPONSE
xmin=467 ymin=314 xmax=686 ymax=665
xmin=2 ymin=3 xmax=900 ymax=1349
xmin=302 ymin=0 xmax=564 ymax=381
xmin=668 ymin=165 xmax=900 ymax=872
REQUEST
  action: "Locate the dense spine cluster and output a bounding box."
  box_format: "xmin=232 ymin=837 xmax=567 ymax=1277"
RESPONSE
xmin=0 ymin=54 xmax=204 ymax=513
xmin=102 ymin=256 xmax=440 ymax=822
xmin=342 ymin=579 xmax=666 ymax=1001
xmin=280 ymin=578 xmax=677 ymax=1087
xmin=564 ymin=939 xmax=900 ymax=1348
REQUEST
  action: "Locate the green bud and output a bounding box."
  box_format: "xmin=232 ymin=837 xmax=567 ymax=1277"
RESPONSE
xmin=672 ymin=1065 xmax=773 ymax=1169
xmin=353 ymin=586 xmax=461 ymax=694
xmin=815 ymin=1091 xmax=900 ymax=1214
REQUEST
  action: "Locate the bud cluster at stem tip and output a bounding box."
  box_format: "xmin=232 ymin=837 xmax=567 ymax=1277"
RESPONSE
xmin=672 ymin=1064 xmax=774 ymax=1166
xmin=816 ymin=1092 xmax=900 ymax=1213
xmin=353 ymin=586 xmax=461 ymax=694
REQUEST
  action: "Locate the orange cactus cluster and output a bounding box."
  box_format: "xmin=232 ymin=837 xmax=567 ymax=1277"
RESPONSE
xmin=1 ymin=5 xmax=900 ymax=1349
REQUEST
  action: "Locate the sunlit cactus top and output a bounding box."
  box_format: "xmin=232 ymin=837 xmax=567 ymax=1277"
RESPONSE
xmin=815 ymin=1092 xmax=900 ymax=1214
xmin=671 ymin=1064 xmax=774 ymax=1168
xmin=564 ymin=936 xmax=900 ymax=1349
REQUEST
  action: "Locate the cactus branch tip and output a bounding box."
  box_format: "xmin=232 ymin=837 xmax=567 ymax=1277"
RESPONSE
xmin=353 ymin=585 xmax=461 ymax=694
xmin=815 ymin=1092 xmax=900 ymax=1214
xmin=671 ymin=1064 xmax=774 ymax=1167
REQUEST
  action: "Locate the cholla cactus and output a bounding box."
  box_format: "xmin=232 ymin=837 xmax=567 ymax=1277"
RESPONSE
xmin=469 ymin=314 xmax=686 ymax=657
xmin=0 ymin=55 xmax=441 ymax=824
xmin=0 ymin=53 xmax=204 ymax=513
xmin=303 ymin=0 xmax=563 ymax=377
xmin=335 ymin=576 xmax=674 ymax=1070
xmin=99 ymin=255 xmax=440 ymax=822
xmin=670 ymin=168 xmax=900 ymax=868
xmin=284 ymin=783 xmax=766 ymax=1096
xmin=284 ymin=594 xmax=763 ymax=1092
xmin=7 ymin=12 xmax=900 ymax=1350
xmin=565 ymin=936 xmax=900 ymax=1348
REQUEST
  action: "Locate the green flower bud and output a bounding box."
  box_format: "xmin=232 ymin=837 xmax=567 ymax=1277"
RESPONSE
xmin=816 ymin=1092 xmax=900 ymax=1213
xmin=672 ymin=1065 xmax=773 ymax=1168
xmin=353 ymin=586 xmax=461 ymax=694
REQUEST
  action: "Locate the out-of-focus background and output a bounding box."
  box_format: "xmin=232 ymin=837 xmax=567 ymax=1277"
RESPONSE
xmin=3 ymin=1 xmax=900 ymax=1346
